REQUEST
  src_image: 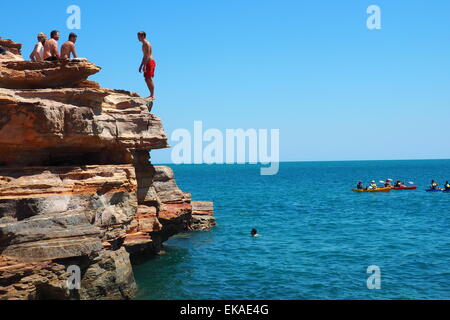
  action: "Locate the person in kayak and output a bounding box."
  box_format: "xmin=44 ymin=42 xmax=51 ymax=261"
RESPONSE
xmin=356 ymin=181 xmax=365 ymax=190
xmin=384 ymin=179 xmax=393 ymax=187
xmin=444 ymin=181 xmax=450 ymax=191
xmin=394 ymin=180 xmax=404 ymax=188
xmin=430 ymin=180 xmax=439 ymax=190
xmin=369 ymin=181 xmax=378 ymax=190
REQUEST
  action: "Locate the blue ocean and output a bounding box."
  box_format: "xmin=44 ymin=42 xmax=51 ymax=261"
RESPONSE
xmin=133 ymin=160 xmax=450 ymax=300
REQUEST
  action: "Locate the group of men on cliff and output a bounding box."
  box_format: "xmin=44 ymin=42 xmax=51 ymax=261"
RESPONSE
xmin=29 ymin=30 xmax=78 ymax=62
xmin=27 ymin=30 xmax=156 ymax=101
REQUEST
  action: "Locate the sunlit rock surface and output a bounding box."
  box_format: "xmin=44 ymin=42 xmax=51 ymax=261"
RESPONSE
xmin=0 ymin=37 xmax=215 ymax=300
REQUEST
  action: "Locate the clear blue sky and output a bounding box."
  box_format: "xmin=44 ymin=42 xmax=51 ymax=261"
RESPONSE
xmin=2 ymin=0 xmax=450 ymax=163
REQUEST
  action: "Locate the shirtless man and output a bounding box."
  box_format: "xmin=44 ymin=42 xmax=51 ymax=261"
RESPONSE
xmin=138 ymin=31 xmax=156 ymax=100
xmin=43 ymin=30 xmax=60 ymax=61
xmin=60 ymin=33 xmax=78 ymax=60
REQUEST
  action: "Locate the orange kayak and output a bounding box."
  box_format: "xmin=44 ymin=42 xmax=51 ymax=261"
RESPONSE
xmin=352 ymin=187 xmax=391 ymax=193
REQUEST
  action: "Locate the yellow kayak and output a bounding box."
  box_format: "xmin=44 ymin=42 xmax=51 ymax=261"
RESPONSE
xmin=352 ymin=187 xmax=391 ymax=193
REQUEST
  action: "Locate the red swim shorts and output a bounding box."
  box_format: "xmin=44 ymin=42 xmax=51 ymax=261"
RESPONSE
xmin=144 ymin=59 xmax=156 ymax=79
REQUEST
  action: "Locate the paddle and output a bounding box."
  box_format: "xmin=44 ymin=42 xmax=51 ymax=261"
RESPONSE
xmin=380 ymin=180 xmax=414 ymax=183
xmin=380 ymin=180 xmax=415 ymax=187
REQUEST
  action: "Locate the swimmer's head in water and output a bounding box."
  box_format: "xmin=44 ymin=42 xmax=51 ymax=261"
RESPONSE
xmin=251 ymin=229 xmax=258 ymax=236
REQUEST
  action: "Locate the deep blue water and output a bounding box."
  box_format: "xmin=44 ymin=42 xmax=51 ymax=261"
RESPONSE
xmin=133 ymin=160 xmax=450 ymax=300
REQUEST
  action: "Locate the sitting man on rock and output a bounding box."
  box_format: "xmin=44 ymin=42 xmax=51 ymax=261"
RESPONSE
xmin=60 ymin=33 xmax=78 ymax=60
xmin=43 ymin=30 xmax=60 ymax=61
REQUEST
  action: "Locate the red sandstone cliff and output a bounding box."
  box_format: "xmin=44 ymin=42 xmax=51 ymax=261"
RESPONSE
xmin=0 ymin=38 xmax=215 ymax=300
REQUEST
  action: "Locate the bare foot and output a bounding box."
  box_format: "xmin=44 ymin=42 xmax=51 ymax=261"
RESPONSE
xmin=146 ymin=96 xmax=156 ymax=101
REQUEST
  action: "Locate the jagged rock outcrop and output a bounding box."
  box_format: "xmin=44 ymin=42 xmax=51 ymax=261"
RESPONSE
xmin=124 ymin=160 xmax=196 ymax=255
xmin=0 ymin=37 xmax=215 ymax=300
xmin=0 ymin=165 xmax=137 ymax=259
xmin=0 ymin=248 xmax=136 ymax=300
xmin=0 ymin=38 xmax=23 ymax=62
xmin=0 ymin=164 xmax=139 ymax=300
xmin=191 ymin=202 xmax=216 ymax=231
xmin=0 ymin=60 xmax=102 ymax=89
xmin=0 ymin=87 xmax=167 ymax=166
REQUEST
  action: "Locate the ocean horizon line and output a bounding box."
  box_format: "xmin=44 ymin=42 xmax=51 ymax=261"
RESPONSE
xmin=152 ymin=158 xmax=450 ymax=166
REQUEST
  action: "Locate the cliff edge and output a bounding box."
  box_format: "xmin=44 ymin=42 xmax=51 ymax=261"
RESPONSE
xmin=0 ymin=38 xmax=216 ymax=300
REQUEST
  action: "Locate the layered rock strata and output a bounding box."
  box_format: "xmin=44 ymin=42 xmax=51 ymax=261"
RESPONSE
xmin=191 ymin=201 xmax=216 ymax=231
xmin=0 ymin=38 xmax=215 ymax=300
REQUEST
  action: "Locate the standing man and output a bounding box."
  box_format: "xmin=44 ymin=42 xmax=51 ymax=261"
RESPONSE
xmin=43 ymin=30 xmax=60 ymax=61
xmin=60 ymin=33 xmax=78 ymax=59
xmin=138 ymin=31 xmax=156 ymax=101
